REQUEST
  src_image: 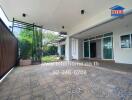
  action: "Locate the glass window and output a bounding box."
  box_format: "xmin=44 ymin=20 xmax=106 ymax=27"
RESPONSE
xmin=103 ymin=37 xmax=113 ymax=59
xmin=121 ymin=35 xmax=130 ymax=48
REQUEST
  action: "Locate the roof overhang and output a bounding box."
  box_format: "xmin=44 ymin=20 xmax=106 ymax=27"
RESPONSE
xmin=0 ymin=0 xmax=132 ymax=33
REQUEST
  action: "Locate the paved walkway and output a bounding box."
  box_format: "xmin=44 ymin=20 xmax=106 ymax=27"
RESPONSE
xmin=80 ymin=59 xmax=132 ymax=73
xmin=0 ymin=61 xmax=132 ymax=100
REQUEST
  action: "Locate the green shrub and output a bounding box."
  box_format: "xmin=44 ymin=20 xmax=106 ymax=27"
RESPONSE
xmin=19 ymin=39 xmax=32 ymax=59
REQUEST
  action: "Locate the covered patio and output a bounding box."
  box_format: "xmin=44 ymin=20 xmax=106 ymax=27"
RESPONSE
xmin=0 ymin=61 xmax=132 ymax=100
xmin=0 ymin=0 xmax=132 ymax=100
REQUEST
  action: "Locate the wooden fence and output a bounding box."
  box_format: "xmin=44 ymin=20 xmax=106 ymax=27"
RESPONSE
xmin=0 ymin=18 xmax=18 ymax=79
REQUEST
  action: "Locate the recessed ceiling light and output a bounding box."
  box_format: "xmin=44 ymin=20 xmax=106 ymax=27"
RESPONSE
xmin=81 ymin=9 xmax=85 ymax=15
xmin=62 ymin=26 xmax=64 ymax=29
xmin=22 ymin=13 xmax=26 ymax=17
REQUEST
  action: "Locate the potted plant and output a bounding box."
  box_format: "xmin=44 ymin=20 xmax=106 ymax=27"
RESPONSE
xmin=59 ymin=55 xmax=64 ymax=60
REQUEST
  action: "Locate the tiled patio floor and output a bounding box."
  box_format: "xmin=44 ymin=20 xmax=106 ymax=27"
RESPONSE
xmin=0 ymin=61 xmax=132 ymax=100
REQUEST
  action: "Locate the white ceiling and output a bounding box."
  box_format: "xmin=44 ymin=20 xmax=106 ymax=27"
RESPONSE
xmin=0 ymin=0 xmax=128 ymax=32
xmin=73 ymin=13 xmax=132 ymax=39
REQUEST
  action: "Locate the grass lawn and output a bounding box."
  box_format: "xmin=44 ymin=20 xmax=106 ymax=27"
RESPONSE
xmin=42 ymin=55 xmax=59 ymax=63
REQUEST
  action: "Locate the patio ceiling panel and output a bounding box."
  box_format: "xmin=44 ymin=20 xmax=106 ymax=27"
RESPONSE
xmin=0 ymin=0 xmax=131 ymax=33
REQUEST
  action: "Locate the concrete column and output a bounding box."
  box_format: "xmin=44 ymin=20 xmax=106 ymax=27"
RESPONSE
xmin=65 ymin=36 xmax=72 ymax=60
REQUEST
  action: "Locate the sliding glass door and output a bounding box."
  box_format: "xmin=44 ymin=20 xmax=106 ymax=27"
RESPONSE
xmin=83 ymin=33 xmax=113 ymax=59
xmin=61 ymin=45 xmax=65 ymax=55
xmin=103 ymin=37 xmax=113 ymax=59
xmin=84 ymin=41 xmax=89 ymax=57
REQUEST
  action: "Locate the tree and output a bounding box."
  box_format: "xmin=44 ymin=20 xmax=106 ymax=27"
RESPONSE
xmin=42 ymin=31 xmax=59 ymax=45
xmin=43 ymin=45 xmax=57 ymax=56
xmin=42 ymin=31 xmax=59 ymax=56
xmin=19 ymin=29 xmax=33 ymax=59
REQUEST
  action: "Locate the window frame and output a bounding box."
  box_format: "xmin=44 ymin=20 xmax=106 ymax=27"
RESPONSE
xmin=130 ymin=34 xmax=132 ymax=48
xmin=120 ymin=34 xmax=131 ymax=48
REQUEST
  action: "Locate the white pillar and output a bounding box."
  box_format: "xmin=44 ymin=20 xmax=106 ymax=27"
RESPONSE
xmin=65 ymin=36 xmax=72 ymax=60
xmin=71 ymin=38 xmax=83 ymax=60
xmin=76 ymin=39 xmax=79 ymax=60
xmin=57 ymin=45 xmax=61 ymax=56
xmin=71 ymin=38 xmax=79 ymax=60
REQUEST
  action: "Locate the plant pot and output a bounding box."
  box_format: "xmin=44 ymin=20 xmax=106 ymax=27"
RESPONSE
xmin=19 ymin=59 xmax=31 ymax=66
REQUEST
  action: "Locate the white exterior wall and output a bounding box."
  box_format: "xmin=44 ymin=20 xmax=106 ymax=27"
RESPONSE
xmin=113 ymin=25 xmax=132 ymax=64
